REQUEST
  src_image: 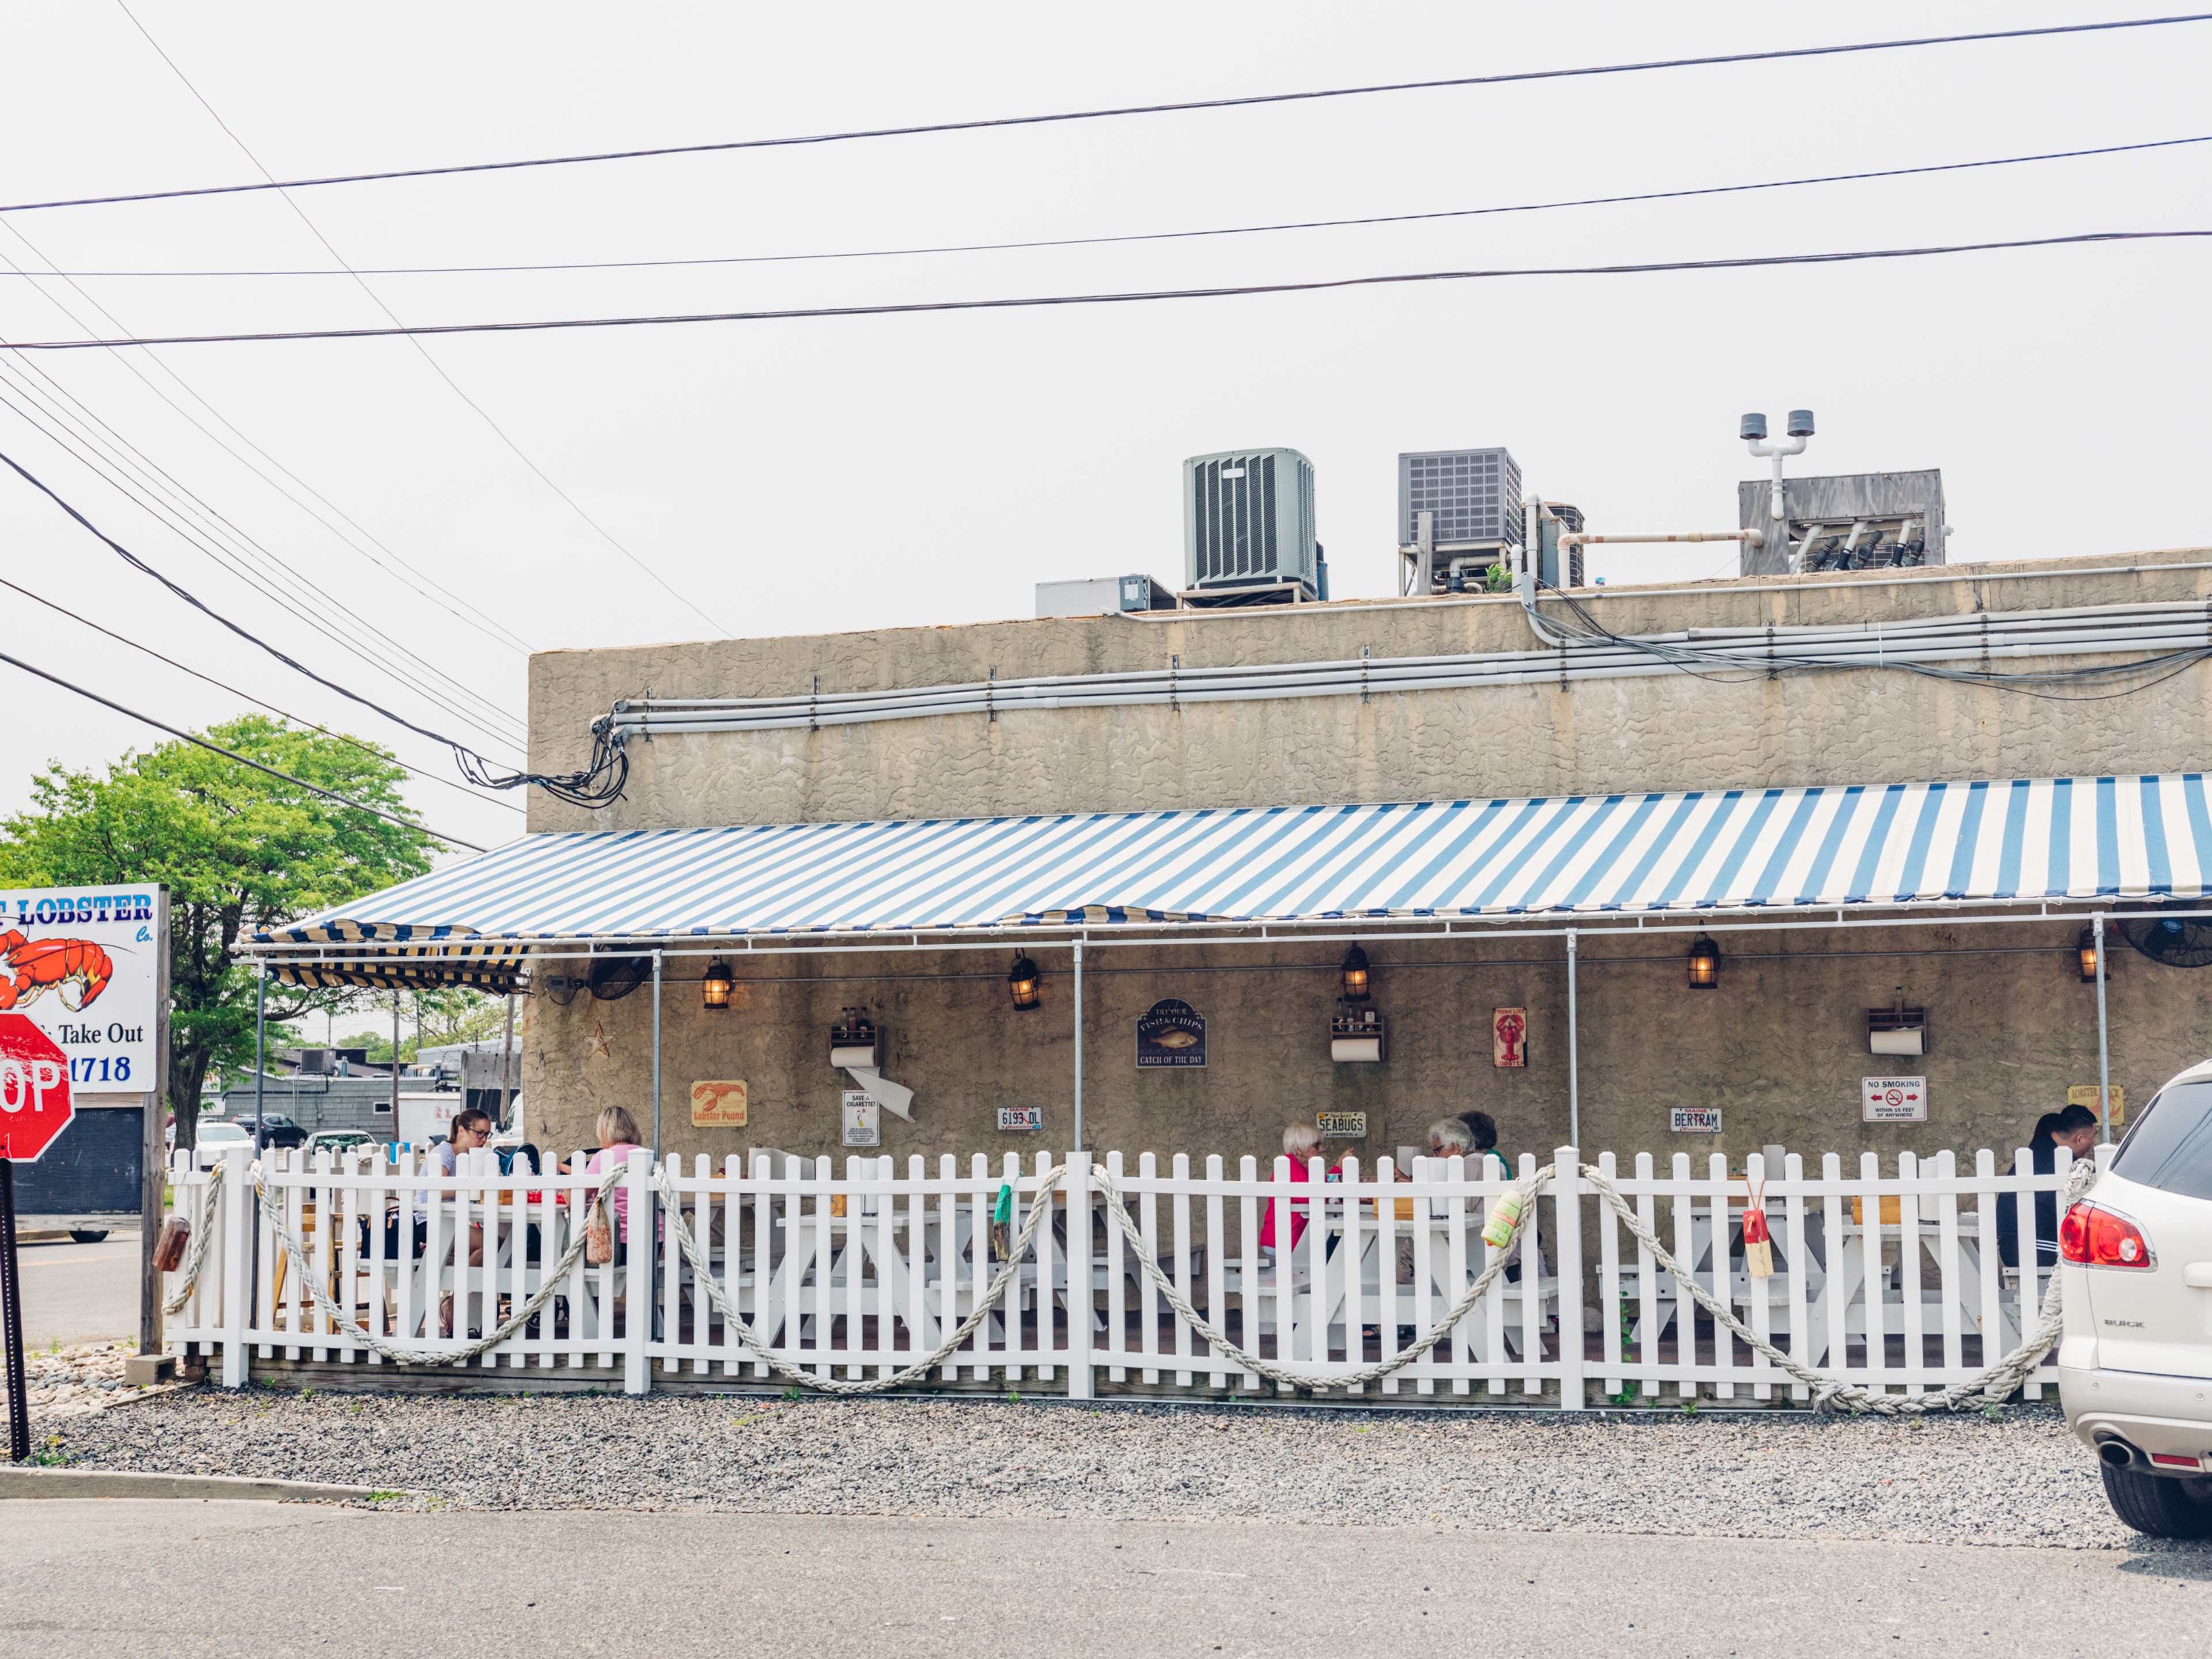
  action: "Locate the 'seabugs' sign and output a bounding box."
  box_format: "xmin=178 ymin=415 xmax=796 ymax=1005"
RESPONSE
xmin=0 ymin=887 xmax=159 ymax=1093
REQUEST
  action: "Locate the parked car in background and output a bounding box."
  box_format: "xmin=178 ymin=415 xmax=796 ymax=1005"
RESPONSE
xmin=189 ymin=1120 xmax=254 ymax=1168
xmin=304 ymin=1130 xmax=377 ymax=1158
xmin=2059 ymin=1058 xmax=2212 ymax=1539
xmin=253 ymin=1114 xmax=308 ymax=1152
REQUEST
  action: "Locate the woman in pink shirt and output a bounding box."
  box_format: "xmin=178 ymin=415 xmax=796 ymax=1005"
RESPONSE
xmin=1260 ymin=1122 xmax=1338 ymax=1253
xmin=579 ymin=1105 xmax=653 ymax=1262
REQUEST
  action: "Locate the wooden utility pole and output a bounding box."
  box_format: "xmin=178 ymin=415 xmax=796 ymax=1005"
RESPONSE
xmin=137 ymin=888 xmax=170 ymax=1359
xmin=389 ymin=993 xmax=401 ymax=1121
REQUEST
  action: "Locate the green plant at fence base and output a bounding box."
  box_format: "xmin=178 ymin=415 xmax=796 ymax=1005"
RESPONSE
xmin=1680 ymin=1399 xmax=1700 ymax=1416
xmin=1984 ymin=1403 xmax=2006 ymax=1422
xmin=782 ymin=1387 xmax=804 ymax=1402
xmin=1608 ymin=1386 xmax=1641 ymax=1407
xmin=1005 ymin=1390 xmax=1022 ymax=1404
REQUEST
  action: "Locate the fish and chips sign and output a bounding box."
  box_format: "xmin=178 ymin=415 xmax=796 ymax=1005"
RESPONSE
xmin=0 ymin=886 xmax=158 ymax=1093
xmin=1135 ymin=999 xmax=1206 ymax=1069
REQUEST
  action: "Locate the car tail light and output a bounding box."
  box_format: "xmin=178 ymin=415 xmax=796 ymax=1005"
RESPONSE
xmin=2059 ymin=1200 xmax=2155 ymax=1268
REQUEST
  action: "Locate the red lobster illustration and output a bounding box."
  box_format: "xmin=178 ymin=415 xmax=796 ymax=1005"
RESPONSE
xmin=0 ymin=931 xmax=115 ymax=1012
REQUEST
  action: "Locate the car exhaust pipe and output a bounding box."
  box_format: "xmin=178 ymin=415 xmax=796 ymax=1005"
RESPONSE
xmin=2097 ymin=1437 xmax=2141 ymax=1470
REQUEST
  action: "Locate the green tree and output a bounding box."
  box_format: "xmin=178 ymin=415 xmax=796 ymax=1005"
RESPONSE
xmin=338 ymin=990 xmax=504 ymax=1065
xmin=0 ymin=716 xmax=445 ymax=1145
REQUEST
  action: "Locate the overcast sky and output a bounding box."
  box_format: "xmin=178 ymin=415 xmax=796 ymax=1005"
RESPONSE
xmin=2 ymin=1 xmax=2207 ymax=854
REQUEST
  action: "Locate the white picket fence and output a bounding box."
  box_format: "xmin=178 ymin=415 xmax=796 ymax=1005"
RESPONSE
xmin=162 ymin=1141 xmax=2078 ymax=1406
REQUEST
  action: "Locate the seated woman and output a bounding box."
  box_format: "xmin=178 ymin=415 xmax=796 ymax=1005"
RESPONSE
xmin=1427 ymin=1118 xmax=1473 ymax=1160
xmin=581 ymin=1105 xmax=653 ymax=1265
xmin=1259 ymin=1123 xmax=1339 ymax=1257
xmin=1995 ymin=1103 xmax=2100 ymax=1267
xmin=1457 ymin=1110 xmax=1511 ymax=1179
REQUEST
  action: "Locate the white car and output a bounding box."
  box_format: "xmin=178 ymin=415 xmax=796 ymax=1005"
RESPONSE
xmin=2058 ymin=1058 xmax=2212 ymax=1538
xmin=188 ymin=1120 xmax=255 ymax=1168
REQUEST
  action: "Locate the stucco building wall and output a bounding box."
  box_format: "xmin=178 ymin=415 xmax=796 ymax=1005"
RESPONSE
xmin=517 ymin=550 xmax=2212 ymax=1162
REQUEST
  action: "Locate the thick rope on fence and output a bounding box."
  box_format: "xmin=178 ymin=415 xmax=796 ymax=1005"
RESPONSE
xmin=162 ymin=1154 xmax=2096 ymax=1409
xmin=1573 ymin=1157 xmax=2099 ymax=1414
xmin=1096 ymin=1158 xmax=2100 ymax=1412
xmin=160 ymin=1162 xmax=225 ymax=1316
xmin=247 ymin=1162 xmax=627 ymax=1368
xmin=1090 ymin=1161 xmax=1540 ymax=1392
xmin=650 ymin=1162 xmax=1068 ymax=1395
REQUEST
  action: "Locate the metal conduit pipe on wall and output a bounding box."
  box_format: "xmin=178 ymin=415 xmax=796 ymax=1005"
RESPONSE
xmin=607 ymin=599 xmax=2212 ymax=736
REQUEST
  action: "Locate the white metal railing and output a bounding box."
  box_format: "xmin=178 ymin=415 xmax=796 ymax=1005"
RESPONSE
xmin=161 ymin=1142 xmax=2080 ymax=1407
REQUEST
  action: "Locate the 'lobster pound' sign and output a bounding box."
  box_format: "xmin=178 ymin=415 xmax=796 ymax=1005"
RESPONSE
xmin=0 ymin=1014 xmax=73 ymax=1162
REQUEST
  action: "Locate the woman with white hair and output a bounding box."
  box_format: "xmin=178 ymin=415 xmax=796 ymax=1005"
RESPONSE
xmin=1259 ymin=1122 xmax=1338 ymax=1254
xmin=1427 ymin=1118 xmax=1474 ymax=1158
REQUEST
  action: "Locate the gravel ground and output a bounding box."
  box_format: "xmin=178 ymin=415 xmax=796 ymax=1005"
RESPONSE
xmin=41 ymin=1378 xmax=2207 ymax=1554
xmin=1 ymin=1342 xmax=169 ymax=1421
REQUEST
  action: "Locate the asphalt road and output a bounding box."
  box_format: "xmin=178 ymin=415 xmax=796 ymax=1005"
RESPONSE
xmin=16 ymin=1232 xmax=139 ymax=1349
xmin=0 ymin=1502 xmax=2203 ymax=1657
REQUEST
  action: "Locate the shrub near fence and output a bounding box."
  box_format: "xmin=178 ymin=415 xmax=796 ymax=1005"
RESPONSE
xmin=162 ymin=1141 xmax=2080 ymax=1406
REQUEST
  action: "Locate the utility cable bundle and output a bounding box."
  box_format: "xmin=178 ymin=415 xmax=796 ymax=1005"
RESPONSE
xmin=0 ymin=448 xmax=626 ymax=809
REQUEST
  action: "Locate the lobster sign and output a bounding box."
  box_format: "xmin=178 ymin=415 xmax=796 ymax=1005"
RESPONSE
xmin=0 ymin=887 xmax=160 ymax=1094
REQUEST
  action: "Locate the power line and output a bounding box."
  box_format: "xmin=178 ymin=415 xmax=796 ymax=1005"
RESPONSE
xmin=0 ymin=571 xmax=524 ymax=813
xmin=104 ymin=1 xmax=731 ymax=638
xmin=0 ymin=375 xmax=528 ymax=755
xmin=0 ymin=446 xmax=622 ymax=808
xmin=6 ymin=229 xmax=2205 ymax=350
xmin=0 ymin=224 xmax=535 ymax=658
xmin=0 ymin=644 xmax=486 ymax=851
xmin=6 ymin=13 xmax=2206 ymax=215
xmin=18 ymin=132 xmax=2208 ymax=281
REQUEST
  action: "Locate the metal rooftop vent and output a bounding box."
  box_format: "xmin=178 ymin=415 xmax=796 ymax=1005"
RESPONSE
xmin=1399 ymin=448 xmax=1523 ymax=551
xmin=1183 ymin=449 xmax=1319 ymax=597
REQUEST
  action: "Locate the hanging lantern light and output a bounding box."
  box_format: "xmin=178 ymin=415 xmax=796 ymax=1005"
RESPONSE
xmin=2076 ymin=926 xmax=2101 ymax=984
xmin=1685 ymin=934 xmax=1722 ymax=990
xmin=1339 ymin=944 xmax=1372 ymax=1001
xmin=700 ymin=959 xmax=734 ymax=1010
xmin=1007 ymin=952 xmax=1041 ymax=1011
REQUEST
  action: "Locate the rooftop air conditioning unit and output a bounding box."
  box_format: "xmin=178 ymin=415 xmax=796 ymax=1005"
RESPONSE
xmin=1399 ymin=448 xmax=1523 ymax=551
xmin=1183 ymin=449 xmax=1319 ymax=597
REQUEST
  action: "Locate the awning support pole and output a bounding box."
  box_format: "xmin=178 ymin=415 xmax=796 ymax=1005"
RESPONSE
xmin=2093 ymin=913 xmax=2112 ymax=1142
xmin=1565 ymin=929 xmax=1581 ymax=1151
xmin=1071 ymin=938 xmax=1085 ymax=1156
xmin=500 ymin=994 xmax=516 ymax=1129
xmin=253 ymin=969 xmax=267 ymax=1145
xmin=1065 ymin=935 xmax=1093 ymax=1400
xmin=651 ymin=950 xmax=664 ymax=1157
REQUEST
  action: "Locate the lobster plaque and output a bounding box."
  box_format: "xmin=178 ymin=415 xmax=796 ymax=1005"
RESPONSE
xmin=0 ymin=887 xmax=160 ymax=1094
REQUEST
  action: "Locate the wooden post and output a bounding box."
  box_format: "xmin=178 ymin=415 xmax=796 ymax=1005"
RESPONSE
xmin=138 ymin=887 xmax=170 ymax=1359
xmin=1063 ymin=1152 xmax=1093 ymax=1400
xmin=623 ymin=1147 xmax=652 ymax=1395
xmin=218 ymin=1143 xmax=251 ymax=1388
xmin=389 ymin=993 xmax=401 ymax=1123
xmin=1552 ymin=1146 xmax=1586 ymax=1411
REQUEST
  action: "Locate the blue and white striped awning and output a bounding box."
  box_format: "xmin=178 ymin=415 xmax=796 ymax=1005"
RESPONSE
xmin=248 ymin=774 xmax=2212 ymax=984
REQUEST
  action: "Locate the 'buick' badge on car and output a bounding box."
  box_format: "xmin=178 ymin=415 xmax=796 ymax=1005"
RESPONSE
xmin=1136 ymin=998 xmax=1206 ymax=1069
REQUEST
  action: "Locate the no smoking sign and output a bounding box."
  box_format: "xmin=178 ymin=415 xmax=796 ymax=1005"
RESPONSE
xmin=1861 ymin=1075 xmax=1927 ymax=1124
xmin=0 ymin=1013 xmax=73 ymax=1162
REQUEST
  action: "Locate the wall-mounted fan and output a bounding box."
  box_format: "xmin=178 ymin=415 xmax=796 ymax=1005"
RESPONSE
xmin=587 ymin=955 xmax=653 ymax=1001
xmin=2119 ymin=913 xmax=2212 ymax=968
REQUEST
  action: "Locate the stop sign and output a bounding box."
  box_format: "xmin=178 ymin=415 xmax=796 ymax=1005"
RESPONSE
xmin=0 ymin=1014 xmax=72 ymax=1162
